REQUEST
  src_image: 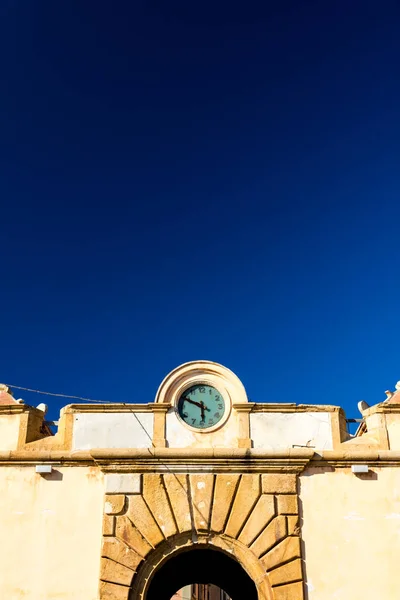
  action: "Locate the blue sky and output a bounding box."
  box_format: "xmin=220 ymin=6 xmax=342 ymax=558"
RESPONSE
xmin=1 ymin=1 xmax=400 ymax=423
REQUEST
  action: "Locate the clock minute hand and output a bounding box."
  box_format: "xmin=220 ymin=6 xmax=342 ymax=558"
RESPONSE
xmin=183 ymin=397 xmax=203 ymax=409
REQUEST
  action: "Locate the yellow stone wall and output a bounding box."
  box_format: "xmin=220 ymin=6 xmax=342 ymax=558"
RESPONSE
xmin=300 ymin=465 xmax=400 ymax=599
xmin=2 ymin=449 xmax=400 ymax=599
xmin=0 ymin=413 xmax=21 ymax=450
xmin=0 ymin=465 xmax=104 ymax=600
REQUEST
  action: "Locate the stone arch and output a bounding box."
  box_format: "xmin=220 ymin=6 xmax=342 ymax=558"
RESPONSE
xmin=129 ymin=533 xmax=271 ymax=600
xmin=100 ymin=472 xmax=305 ymax=600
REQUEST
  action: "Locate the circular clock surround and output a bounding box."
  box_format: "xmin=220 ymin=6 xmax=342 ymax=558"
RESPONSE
xmin=175 ymin=380 xmax=231 ymax=433
xmin=154 ymin=361 xmax=248 ymax=436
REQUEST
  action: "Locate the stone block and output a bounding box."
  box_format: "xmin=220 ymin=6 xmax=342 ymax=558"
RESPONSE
xmin=277 ymin=494 xmax=298 ymax=515
xmin=269 ymin=558 xmax=303 ymax=586
xmin=250 ymin=515 xmax=286 ymax=557
xmin=225 ymin=474 xmax=261 ymax=538
xmin=103 ymin=515 xmax=116 ymax=536
xmin=238 ymin=494 xmax=275 ymax=546
xmin=105 ymin=474 xmax=141 ymax=494
xmin=127 ymin=495 xmax=164 ymax=547
xmin=143 ymin=474 xmax=177 ymax=537
xmin=261 ymin=536 xmax=301 ymax=571
xmin=238 ymin=438 xmax=252 ymax=448
xmin=102 ymin=538 xmax=142 ymax=571
xmin=100 ymin=557 xmax=134 ymax=586
xmin=211 ymin=474 xmax=240 ymax=533
xmin=163 ymin=473 xmax=192 ymax=533
xmin=190 ymin=473 xmax=214 ymax=531
xmin=99 ymin=581 xmax=131 ymax=600
xmin=262 ymin=474 xmax=297 ymax=494
xmin=286 ymin=515 xmax=299 ymax=535
xmin=116 ymin=516 xmax=152 ymax=558
xmin=105 ymin=495 xmax=126 ymax=515
xmin=273 ymin=580 xmax=304 ymax=600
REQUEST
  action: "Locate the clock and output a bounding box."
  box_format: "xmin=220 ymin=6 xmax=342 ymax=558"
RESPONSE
xmin=177 ymin=384 xmax=226 ymax=430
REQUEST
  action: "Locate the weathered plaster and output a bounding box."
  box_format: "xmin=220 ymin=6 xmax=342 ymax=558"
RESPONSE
xmin=250 ymin=412 xmax=333 ymax=450
xmin=385 ymin=412 xmax=400 ymax=449
xmin=0 ymin=414 xmax=21 ymax=450
xmin=165 ymin=408 xmax=240 ymax=448
xmin=0 ymin=466 xmax=104 ymax=599
xmin=105 ymin=473 xmax=141 ymax=494
xmin=72 ymin=412 xmax=153 ymax=450
xmin=300 ymin=466 xmax=400 ymax=599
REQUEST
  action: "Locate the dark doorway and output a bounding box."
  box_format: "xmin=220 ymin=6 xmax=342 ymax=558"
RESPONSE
xmin=171 ymin=583 xmax=231 ymax=599
xmin=145 ymin=547 xmax=258 ymax=600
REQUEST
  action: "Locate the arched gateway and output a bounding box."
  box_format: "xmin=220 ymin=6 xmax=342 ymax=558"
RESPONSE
xmin=98 ymin=362 xmax=309 ymax=600
xmin=137 ymin=542 xmax=259 ymax=600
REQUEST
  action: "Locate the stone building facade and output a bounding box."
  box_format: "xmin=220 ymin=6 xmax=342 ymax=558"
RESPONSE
xmin=1 ymin=361 xmax=400 ymax=599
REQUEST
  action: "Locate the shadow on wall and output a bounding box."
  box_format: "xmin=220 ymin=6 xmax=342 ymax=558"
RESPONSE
xmin=39 ymin=469 xmax=64 ymax=482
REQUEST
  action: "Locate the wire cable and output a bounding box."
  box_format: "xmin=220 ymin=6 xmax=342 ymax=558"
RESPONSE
xmin=6 ymin=381 xmax=205 ymax=544
xmin=5 ymin=383 xmax=113 ymax=404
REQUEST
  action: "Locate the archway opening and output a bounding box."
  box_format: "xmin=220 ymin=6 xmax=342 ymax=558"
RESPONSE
xmin=145 ymin=547 xmax=258 ymax=600
xmin=171 ymin=584 xmax=231 ymax=599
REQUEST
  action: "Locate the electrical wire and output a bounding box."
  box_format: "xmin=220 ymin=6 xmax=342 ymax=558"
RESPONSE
xmin=5 ymin=383 xmax=114 ymax=404
xmin=6 ymin=381 xmax=206 ymax=545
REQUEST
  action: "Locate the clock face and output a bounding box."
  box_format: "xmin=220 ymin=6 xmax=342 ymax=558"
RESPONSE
xmin=177 ymin=384 xmax=225 ymax=430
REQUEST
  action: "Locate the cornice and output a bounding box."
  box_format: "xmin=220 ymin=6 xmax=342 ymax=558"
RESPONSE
xmin=0 ymin=404 xmax=33 ymax=415
xmin=0 ymin=450 xmax=93 ymax=466
xmin=91 ymin=447 xmax=314 ymax=474
xmin=64 ymin=403 xmax=155 ymax=413
xmin=310 ymin=450 xmax=400 ymax=467
xmin=250 ymin=403 xmax=342 ymax=413
xmin=59 ymin=401 xmax=343 ymax=415
xmin=3 ymin=447 xmax=400 ymax=469
xmin=364 ymin=403 xmax=400 ymax=415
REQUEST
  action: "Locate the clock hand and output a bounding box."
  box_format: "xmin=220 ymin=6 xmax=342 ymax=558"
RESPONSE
xmin=199 ymin=401 xmax=211 ymax=422
xmin=183 ymin=397 xmax=203 ymax=409
xmin=183 ymin=398 xmax=210 ymax=423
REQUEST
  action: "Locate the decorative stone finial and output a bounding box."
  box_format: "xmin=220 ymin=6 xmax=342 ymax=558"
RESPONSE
xmin=382 ymin=382 xmax=400 ymax=405
xmin=358 ymin=400 xmax=370 ymax=414
xmin=0 ymin=384 xmax=21 ymax=405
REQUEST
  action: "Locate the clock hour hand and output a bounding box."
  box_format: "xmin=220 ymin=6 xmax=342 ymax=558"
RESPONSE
xmin=199 ymin=401 xmax=211 ymax=423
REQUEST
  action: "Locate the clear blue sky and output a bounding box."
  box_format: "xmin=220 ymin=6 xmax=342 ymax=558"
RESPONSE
xmin=1 ymin=1 xmax=400 ymax=422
